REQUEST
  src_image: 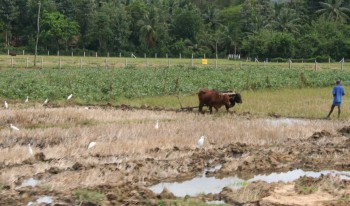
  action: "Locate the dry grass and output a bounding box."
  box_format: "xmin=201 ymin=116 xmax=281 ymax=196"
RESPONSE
xmin=0 ymin=106 xmax=346 ymax=163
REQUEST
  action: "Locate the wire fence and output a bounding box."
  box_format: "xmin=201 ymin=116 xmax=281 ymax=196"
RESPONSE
xmin=0 ymin=54 xmax=347 ymax=71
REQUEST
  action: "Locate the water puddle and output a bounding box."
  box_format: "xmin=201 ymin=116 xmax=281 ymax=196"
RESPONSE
xmin=16 ymin=178 xmax=40 ymax=189
xmin=265 ymin=118 xmax=308 ymax=126
xmin=149 ymin=169 xmax=350 ymax=197
xmin=27 ymin=196 xmax=53 ymax=206
xmin=206 ymin=200 xmax=226 ymax=205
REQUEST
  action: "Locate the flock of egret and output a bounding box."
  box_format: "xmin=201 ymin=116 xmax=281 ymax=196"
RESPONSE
xmin=3 ymin=97 xmax=206 ymax=157
xmin=4 ymin=94 xmax=74 ymax=131
xmin=3 ymin=93 xmax=74 ymax=110
xmin=3 ymin=94 xmax=78 ymax=155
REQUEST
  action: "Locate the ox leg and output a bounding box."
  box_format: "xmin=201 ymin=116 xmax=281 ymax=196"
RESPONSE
xmin=225 ymin=105 xmax=230 ymax=113
xmin=199 ymin=104 xmax=204 ymax=114
xmin=215 ymin=107 xmax=219 ymax=113
xmin=209 ymin=106 xmax=213 ymax=114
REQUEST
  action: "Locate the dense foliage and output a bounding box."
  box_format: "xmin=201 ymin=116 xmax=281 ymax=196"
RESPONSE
xmin=0 ymin=66 xmax=347 ymax=102
xmin=1 ymin=0 xmax=350 ymax=60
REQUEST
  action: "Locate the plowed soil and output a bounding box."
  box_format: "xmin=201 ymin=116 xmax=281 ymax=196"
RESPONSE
xmin=1 ymin=106 xmax=350 ymax=205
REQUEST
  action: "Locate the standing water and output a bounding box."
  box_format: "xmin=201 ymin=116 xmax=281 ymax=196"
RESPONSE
xmin=149 ymin=168 xmax=350 ymax=197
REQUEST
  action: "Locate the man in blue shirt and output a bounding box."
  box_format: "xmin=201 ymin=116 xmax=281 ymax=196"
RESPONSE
xmin=326 ymin=80 xmax=345 ymax=119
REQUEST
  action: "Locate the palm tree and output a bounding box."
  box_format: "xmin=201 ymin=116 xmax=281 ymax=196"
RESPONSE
xmin=203 ymin=6 xmax=221 ymax=30
xmin=316 ymin=0 xmax=350 ymax=23
xmin=271 ymin=7 xmax=302 ymax=35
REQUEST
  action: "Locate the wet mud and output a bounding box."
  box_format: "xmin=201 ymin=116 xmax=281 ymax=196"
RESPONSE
xmin=1 ymin=109 xmax=350 ymax=205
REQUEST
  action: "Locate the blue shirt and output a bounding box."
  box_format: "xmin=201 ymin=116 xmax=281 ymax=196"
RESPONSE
xmin=333 ymin=85 xmax=345 ymax=103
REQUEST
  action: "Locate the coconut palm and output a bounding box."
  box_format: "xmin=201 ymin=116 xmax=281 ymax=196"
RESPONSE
xmin=203 ymin=6 xmax=222 ymax=30
xmin=271 ymin=7 xmax=302 ymax=35
xmin=316 ymin=0 xmax=350 ymax=23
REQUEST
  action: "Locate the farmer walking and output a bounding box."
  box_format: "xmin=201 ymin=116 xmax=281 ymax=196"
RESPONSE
xmin=326 ymin=80 xmax=345 ymax=119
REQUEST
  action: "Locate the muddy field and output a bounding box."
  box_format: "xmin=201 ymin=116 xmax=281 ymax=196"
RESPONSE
xmin=1 ymin=105 xmax=350 ymax=205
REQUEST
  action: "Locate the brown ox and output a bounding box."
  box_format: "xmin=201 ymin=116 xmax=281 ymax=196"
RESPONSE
xmin=198 ymin=89 xmax=242 ymax=114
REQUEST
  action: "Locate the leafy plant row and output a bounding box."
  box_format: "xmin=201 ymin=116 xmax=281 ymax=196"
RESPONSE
xmin=0 ymin=66 xmax=347 ymax=103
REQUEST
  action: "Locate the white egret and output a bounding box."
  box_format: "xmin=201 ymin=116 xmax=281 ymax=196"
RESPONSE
xmin=28 ymin=144 xmax=34 ymax=156
xmin=25 ymin=96 xmax=29 ymax=103
xmin=43 ymin=98 xmax=49 ymax=105
xmin=88 ymin=142 xmax=96 ymax=150
xmin=198 ymin=136 xmax=205 ymax=148
xmin=67 ymin=94 xmax=73 ymax=100
xmin=4 ymin=101 xmax=8 ymax=109
xmin=9 ymin=124 xmax=19 ymax=131
xmin=155 ymin=120 xmax=159 ymax=129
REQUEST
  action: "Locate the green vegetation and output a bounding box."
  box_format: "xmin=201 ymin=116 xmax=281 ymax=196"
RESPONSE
xmin=0 ymin=64 xmax=347 ymax=102
xmin=1 ymin=58 xmax=349 ymax=119
xmin=74 ymin=189 xmax=106 ymax=205
xmin=1 ymin=0 xmax=350 ymax=60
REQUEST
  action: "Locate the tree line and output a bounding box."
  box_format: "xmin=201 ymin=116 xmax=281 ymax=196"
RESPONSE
xmin=0 ymin=0 xmax=350 ymax=60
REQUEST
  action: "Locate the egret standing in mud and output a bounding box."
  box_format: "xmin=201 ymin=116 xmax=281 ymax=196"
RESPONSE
xmin=28 ymin=144 xmax=34 ymax=156
xmin=9 ymin=124 xmax=19 ymax=131
xmin=4 ymin=101 xmax=8 ymax=109
xmin=67 ymin=94 xmax=73 ymax=101
xmin=88 ymin=142 xmax=96 ymax=150
xmin=155 ymin=120 xmax=159 ymax=130
xmin=43 ymin=98 xmax=49 ymax=106
xmin=198 ymin=136 xmax=205 ymax=148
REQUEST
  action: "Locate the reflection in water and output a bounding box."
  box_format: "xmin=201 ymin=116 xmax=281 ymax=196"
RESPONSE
xmin=27 ymin=196 xmax=53 ymax=206
xmin=206 ymin=200 xmax=226 ymax=205
xmin=36 ymin=196 xmax=53 ymax=204
xmin=149 ymin=169 xmax=350 ymax=197
xmin=265 ymin=118 xmax=308 ymax=126
xmin=17 ymin=178 xmax=40 ymax=189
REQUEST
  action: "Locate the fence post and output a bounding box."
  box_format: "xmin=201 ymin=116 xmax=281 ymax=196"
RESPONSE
xmin=23 ymin=50 xmax=25 ymax=55
xmin=166 ymin=53 xmax=169 ymax=68
xmin=288 ymin=59 xmax=291 ymax=69
xmin=41 ymin=57 xmax=43 ymax=69
xmin=7 ymin=49 xmax=9 ymax=55
xmin=95 ymin=52 xmax=98 ymax=57
xmin=26 ymin=57 xmax=29 ymax=68
xmin=80 ymin=58 xmax=83 ymax=69
xmin=107 ymin=52 xmax=109 ymax=58
xmin=11 ymin=56 xmax=13 ymax=68
xmin=191 ymin=53 xmax=194 ymax=67
xmin=47 ymin=50 xmax=49 ymax=56
xmin=84 ymin=51 xmax=86 ymax=57
xmin=341 ymin=58 xmax=344 ymax=71
xmin=144 ymin=54 xmax=148 ymax=67
xmin=71 ymin=51 xmax=74 ymax=57
xmin=215 ymin=54 xmax=218 ymax=69
xmin=119 ymin=53 xmax=121 ymax=58
xmin=179 ymin=53 xmax=181 ymax=59
xmin=329 ymin=57 xmax=331 ymax=64
xmin=155 ymin=53 xmax=157 ymax=58
xmin=314 ymin=60 xmax=317 ymax=71
xmin=57 ymin=51 xmax=60 ymax=56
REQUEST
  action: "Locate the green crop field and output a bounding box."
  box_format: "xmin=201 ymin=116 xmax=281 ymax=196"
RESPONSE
xmin=0 ymin=55 xmax=348 ymax=119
